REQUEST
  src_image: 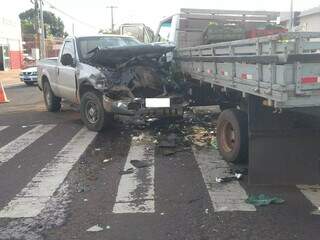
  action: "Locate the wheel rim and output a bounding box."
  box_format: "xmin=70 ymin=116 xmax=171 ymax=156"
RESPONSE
xmin=221 ymin=121 xmax=236 ymax=153
xmin=85 ymin=100 xmax=99 ymax=124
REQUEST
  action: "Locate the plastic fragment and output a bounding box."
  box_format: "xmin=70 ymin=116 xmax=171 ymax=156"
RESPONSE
xmin=245 ymin=194 xmax=285 ymax=206
xmin=119 ymin=168 xmax=135 ymax=175
xmin=130 ymin=159 xmax=152 ymax=168
xmin=103 ymin=158 xmax=112 ymax=163
xmin=86 ymin=225 xmax=103 ymax=232
xmin=216 ymin=173 xmax=242 ymax=183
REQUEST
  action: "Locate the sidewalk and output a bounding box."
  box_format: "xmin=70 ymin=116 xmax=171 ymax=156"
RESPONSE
xmin=0 ymin=70 xmax=22 ymax=87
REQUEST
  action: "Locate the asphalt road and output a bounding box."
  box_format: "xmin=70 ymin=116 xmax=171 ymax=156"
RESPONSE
xmin=0 ymin=85 xmax=320 ymax=240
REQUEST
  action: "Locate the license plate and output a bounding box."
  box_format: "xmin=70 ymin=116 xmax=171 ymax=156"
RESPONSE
xmin=24 ymin=78 xmax=31 ymax=81
xmin=145 ymin=98 xmax=170 ymax=108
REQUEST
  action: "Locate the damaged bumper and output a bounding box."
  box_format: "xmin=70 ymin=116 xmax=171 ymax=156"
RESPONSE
xmin=102 ymin=95 xmax=186 ymax=117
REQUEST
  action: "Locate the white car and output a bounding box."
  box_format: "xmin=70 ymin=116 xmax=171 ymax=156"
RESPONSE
xmin=20 ymin=67 xmax=38 ymax=86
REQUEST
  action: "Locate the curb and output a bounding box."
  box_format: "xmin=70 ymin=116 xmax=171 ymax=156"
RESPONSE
xmin=3 ymin=83 xmax=25 ymax=89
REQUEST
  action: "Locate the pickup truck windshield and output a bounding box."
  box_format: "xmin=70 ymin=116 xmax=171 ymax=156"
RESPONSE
xmin=78 ymin=36 xmax=141 ymax=59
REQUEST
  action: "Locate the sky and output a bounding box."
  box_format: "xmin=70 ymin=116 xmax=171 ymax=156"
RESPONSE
xmin=1 ymin=0 xmax=320 ymax=35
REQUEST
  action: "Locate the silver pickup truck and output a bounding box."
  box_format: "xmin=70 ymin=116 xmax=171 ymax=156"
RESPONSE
xmin=37 ymin=35 xmax=182 ymax=131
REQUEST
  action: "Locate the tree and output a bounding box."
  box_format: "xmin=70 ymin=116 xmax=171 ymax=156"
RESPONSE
xmin=19 ymin=8 xmax=66 ymax=38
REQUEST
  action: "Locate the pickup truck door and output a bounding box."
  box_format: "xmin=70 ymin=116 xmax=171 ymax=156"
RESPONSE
xmin=57 ymin=40 xmax=77 ymax=102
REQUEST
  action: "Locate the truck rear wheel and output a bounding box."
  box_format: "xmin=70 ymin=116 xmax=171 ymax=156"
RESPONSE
xmin=43 ymin=81 xmax=61 ymax=112
xmin=216 ymin=109 xmax=248 ymax=163
xmin=80 ymin=91 xmax=113 ymax=132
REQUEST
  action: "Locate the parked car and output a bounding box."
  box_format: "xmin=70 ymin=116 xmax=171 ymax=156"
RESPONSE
xmin=20 ymin=67 xmax=38 ymax=86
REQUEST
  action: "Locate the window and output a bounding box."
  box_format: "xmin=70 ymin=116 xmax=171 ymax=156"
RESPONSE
xmin=158 ymin=21 xmax=172 ymax=42
xmin=78 ymin=37 xmax=141 ymax=59
xmin=61 ymin=40 xmax=75 ymax=61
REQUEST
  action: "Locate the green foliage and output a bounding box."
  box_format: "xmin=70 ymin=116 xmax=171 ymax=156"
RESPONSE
xmin=19 ymin=8 xmax=65 ymax=37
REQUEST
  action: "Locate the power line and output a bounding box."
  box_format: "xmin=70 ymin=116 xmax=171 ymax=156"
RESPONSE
xmin=42 ymin=0 xmax=99 ymax=31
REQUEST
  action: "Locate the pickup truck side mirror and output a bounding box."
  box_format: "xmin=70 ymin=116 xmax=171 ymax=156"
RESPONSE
xmin=61 ymin=53 xmax=74 ymax=66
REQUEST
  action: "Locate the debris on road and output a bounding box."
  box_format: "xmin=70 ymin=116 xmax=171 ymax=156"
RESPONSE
xmin=211 ymin=137 xmax=218 ymax=150
xmin=130 ymin=159 xmax=152 ymax=168
xmin=119 ymin=168 xmax=135 ymax=175
xmin=229 ymin=167 xmax=248 ymax=176
xmin=86 ymin=225 xmax=104 ymax=232
xmin=186 ymin=126 xmax=215 ymax=147
xmin=245 ymin=194 xmax=285 ymax=206
xmin=132 ymin=133 xmax=145 ymax=142
xmin=216 ymin=173 xmax=243 ymax=183
xmin=103 ymin=158 xmax=112 ymax=163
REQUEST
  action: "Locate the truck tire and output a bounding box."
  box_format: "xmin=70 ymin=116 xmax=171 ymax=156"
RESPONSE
xmin=80 ymin=91 xmax=113 ymax=132
xmin=216 ymin=109 xmax=248 ymax=163
xmin=43 ymin=81 xmax=61 ymax=112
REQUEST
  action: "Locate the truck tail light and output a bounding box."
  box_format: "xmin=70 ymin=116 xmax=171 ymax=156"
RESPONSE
xmin=301 ymin=76 xmax=320 ymax=84
xmin=241 ymin=73 xmax=253 ymax=80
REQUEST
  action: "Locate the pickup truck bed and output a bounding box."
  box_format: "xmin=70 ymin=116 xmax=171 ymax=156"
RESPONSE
xmin=176 ymin=32 xmax=320 ymax=108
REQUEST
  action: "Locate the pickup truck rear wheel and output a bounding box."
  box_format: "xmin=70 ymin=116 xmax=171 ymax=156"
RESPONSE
xmin=43 ymin=81 xmax=61 ymax=112
xmin=216 ymin=109 xmax=248 ymax=163
xmin=80 ymin=91 xmax=113 ymax=132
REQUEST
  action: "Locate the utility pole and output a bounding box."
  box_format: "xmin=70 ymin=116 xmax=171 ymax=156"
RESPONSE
xmin=39 ymin=0 xmax=46 ymax=58
xmin=289 ymin=0 xmax=294 ymax=31
xmin=106 ymin=6 xmax=117 ymax=33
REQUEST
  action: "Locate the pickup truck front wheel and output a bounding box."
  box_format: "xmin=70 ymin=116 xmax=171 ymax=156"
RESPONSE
xmin=216 ymin=109 xmax=248 ymax=163
xmin=80 ymin=91 xmax=113 ymax=132
xmin=43 ymin=81 xmax=61 ymax=112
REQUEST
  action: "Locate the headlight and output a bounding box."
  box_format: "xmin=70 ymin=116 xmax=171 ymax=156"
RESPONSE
xmin=32 ymin=72 xmax=37 ymax=76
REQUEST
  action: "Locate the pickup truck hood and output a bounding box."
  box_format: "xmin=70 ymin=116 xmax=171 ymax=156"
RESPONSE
xmin=88 ymin=43 xmax=175 ymax=67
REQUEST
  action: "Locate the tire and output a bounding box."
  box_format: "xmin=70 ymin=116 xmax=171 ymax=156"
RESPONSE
xmin=216 ymin=109 xmax=248 ymax=163
xmin=43 ymin=81 xmax=61 ymax=112
xmin=80 ymin=91 xmax=113 ymax=132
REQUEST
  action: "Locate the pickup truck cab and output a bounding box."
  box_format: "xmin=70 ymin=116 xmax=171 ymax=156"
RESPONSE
xmin=38 ymin=35 xmax=177 ymax=131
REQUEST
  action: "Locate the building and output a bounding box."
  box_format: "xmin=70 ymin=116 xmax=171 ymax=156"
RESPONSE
xmin=0 ymin=16 xmax=23 ymax=70
xmin=299 ymin=6 xmax=320 ymax=32
xmin=280 ymin=6 xmax=320 ymax=32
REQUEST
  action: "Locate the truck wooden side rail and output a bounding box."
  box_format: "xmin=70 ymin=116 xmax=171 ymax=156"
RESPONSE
xmin=175 ymin=32 xmax=320 ymax=185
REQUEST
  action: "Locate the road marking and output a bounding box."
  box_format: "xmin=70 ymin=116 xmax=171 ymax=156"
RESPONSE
xmin=0 ymin=125 xmax=56 ymax=166
xmin=113 ymin=133 xmax=155 ymax=213
xmin=192 ymin=147 xmax=256 ymax=212
xmin=0 ymin=126 xmax=8 ymax=132
xmin=0 ymin=127 xmax=97 ymax=218
xmin=298 ymin=185 xmax=320 ymax=215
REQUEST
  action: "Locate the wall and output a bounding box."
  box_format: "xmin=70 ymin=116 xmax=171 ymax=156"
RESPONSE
xmin=299 ymin=14 xmax=320 ymax=32
xmin=0 ymin=17 xmax=23 ymax=69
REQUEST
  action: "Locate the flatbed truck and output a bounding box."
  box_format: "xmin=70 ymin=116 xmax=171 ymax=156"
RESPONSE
xmin=155 ymin=9 xmax=320 ymax=185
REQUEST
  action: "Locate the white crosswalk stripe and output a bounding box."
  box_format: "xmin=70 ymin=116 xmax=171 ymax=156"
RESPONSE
xmin=192 ymin=146 xmax=256 ymax=212
xmin=113 ymin=133 xmax=155 ymax=213
xmin=0 ymin=125 xmax=56 ymax=166
xmin=0 ymin=127 xmax=97 ymax=218
xmin=298 ymin=185 xmax=320 ymax=215
xmin=3 ymin=124 xmax=319 ymax=218
xmin=0 ymin=126 xmax=8 ymax=132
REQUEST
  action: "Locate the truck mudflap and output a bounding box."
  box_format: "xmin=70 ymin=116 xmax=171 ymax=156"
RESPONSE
xmin=248 ymin=95 xmax=320 ymax=185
